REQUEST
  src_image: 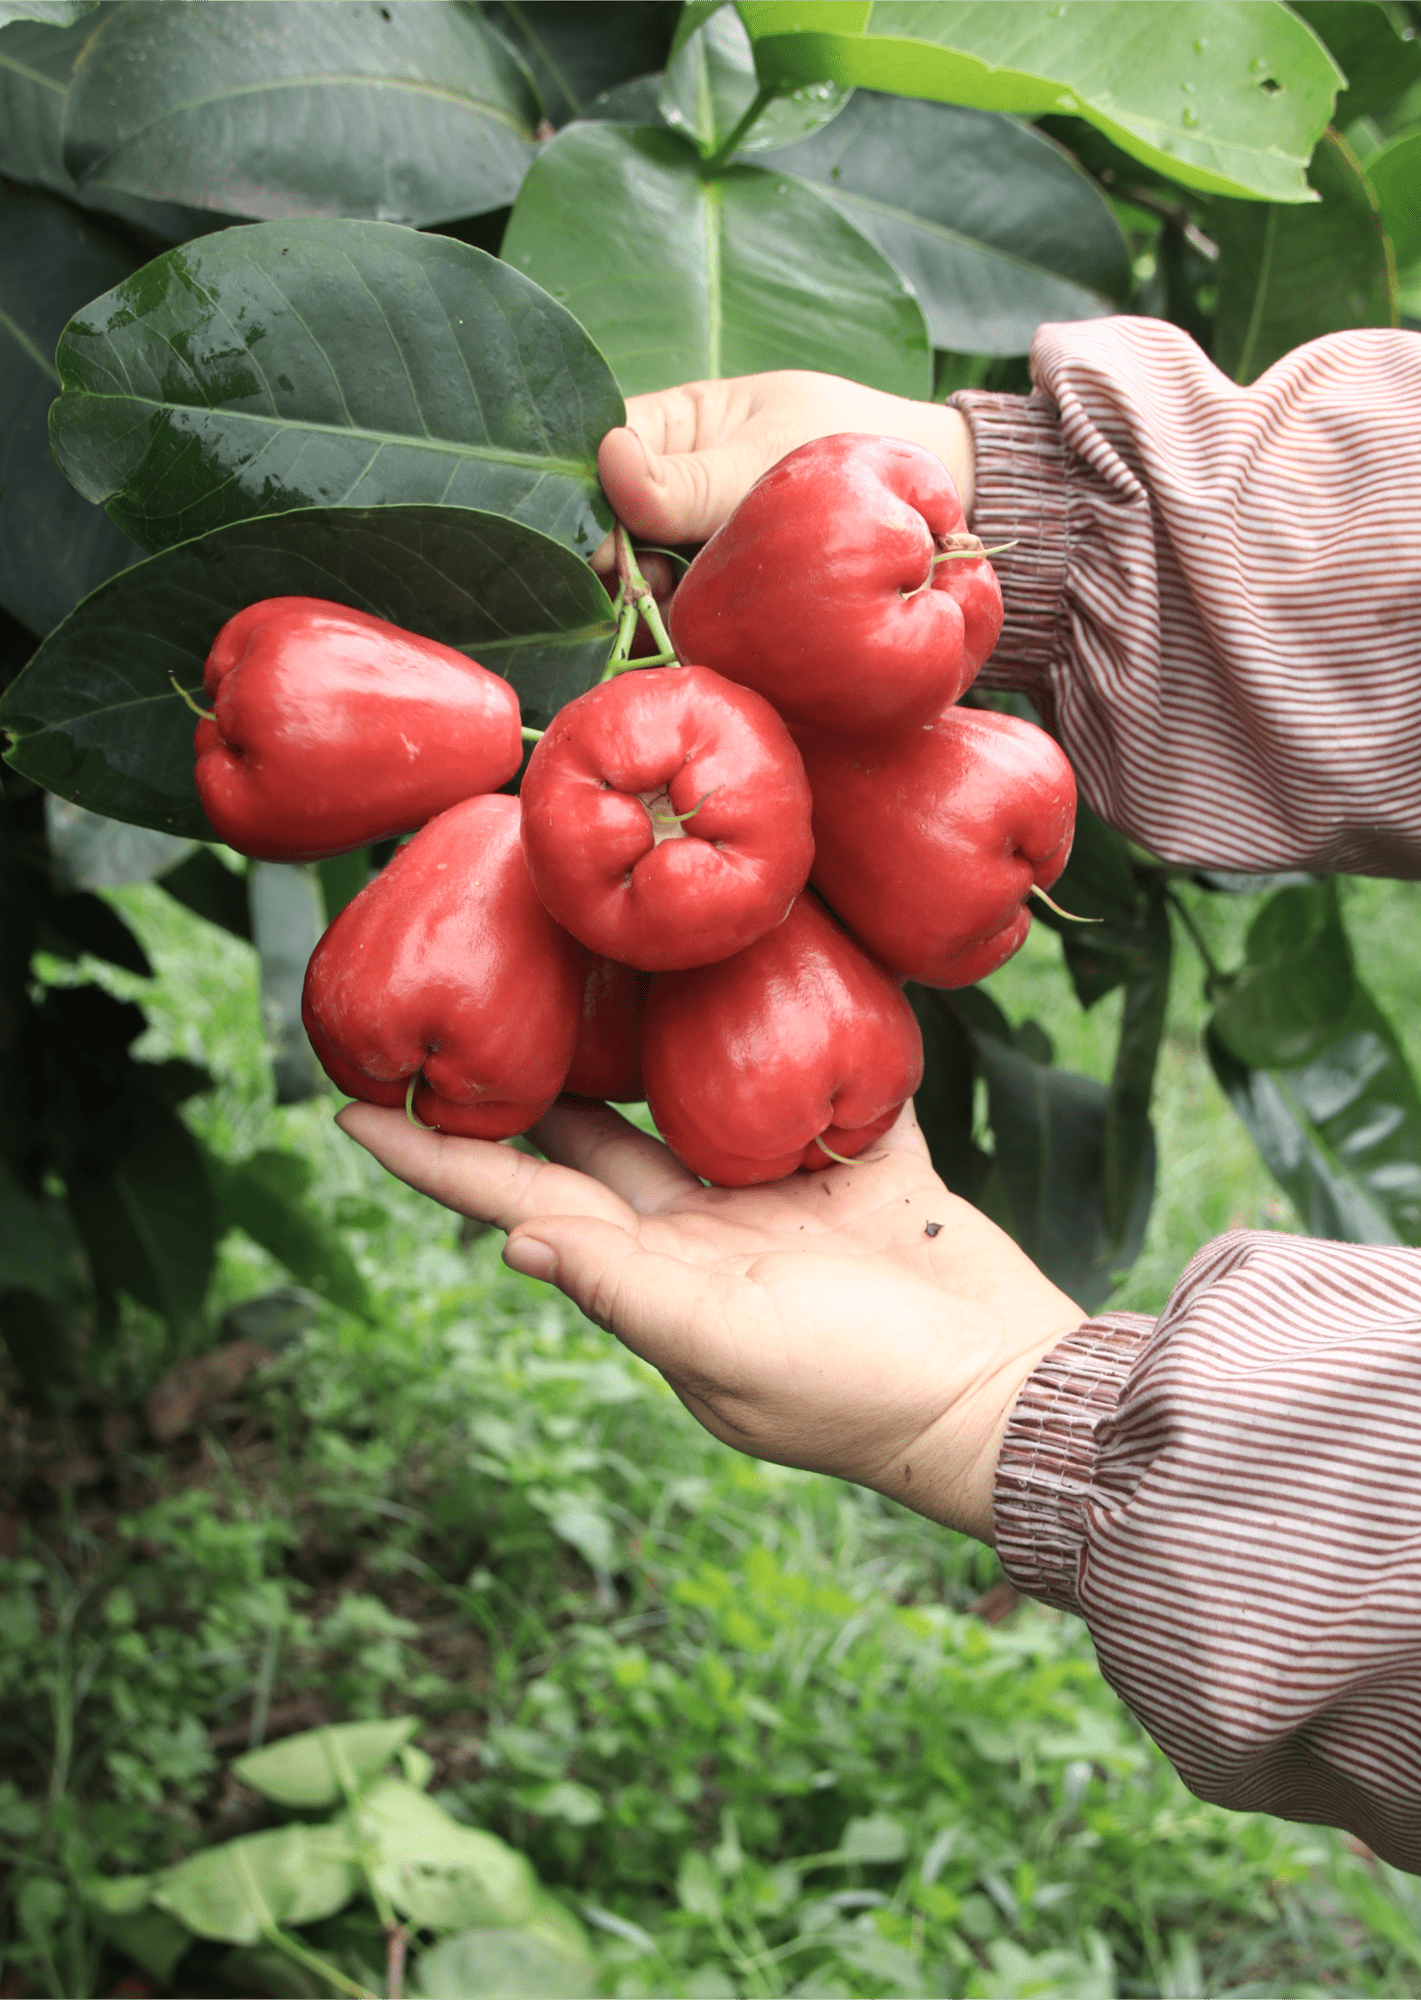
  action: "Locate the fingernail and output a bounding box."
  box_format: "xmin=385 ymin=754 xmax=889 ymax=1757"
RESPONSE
xmin=504 ymin=1235 xmax=556 ymax=1283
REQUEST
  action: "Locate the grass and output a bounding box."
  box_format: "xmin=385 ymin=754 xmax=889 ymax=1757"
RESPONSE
xmin=3 ymin=875 xmax=1421 ymax=1997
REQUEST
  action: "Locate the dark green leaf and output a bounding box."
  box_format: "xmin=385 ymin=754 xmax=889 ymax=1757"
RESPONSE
xmin=50 ymin=219 xmax=621 ymax=557
xmin=156 ymin=847 xmax=251 ymax=940
xmin=0 ymin=15 xmax=91 ymax=191
xmin=659 ymin=3 xmax=851 ymax=159
xmin=0 ymin=188 xmax=144 ymax=633
xmin=907 ymin=984 xmax=991 ymax=1205
xmin=317 ymin=849 xmax=370 ymax=925
xmin=1368 ymin=125 xmax=1421 ymax=273
xmin=62 ymin=1 xmax=537 ymax=226
xmin=501 ymin=122 xmax=930 ymax=396
xmin=214 ymin=1148 xmax=374 ymax=1321
xmin=1207 ymin=986 xmax=1421 ymax=1245
xmin=1214 ymin=129 xmax=1396 ymax=384
xmin=1104 ymin=885 xmax=1172 ymax=1252
xmin=37 ymin=885 xmax=151 ymax=975
xmin=94 ymin=1908 xmax=190 ymax=1988
xmin=1291 ymin=2 xmax=1421 ymax=123
xmin=138 ymin=1056 xmax=213 ymax=1107
xmin=487 ymin=1 xmax=679 ymax=125
xmin=737 ymin=1 xmax=1343 ymax=202
xmin=1210 ymin=879 xmax=1355 ymax=1068
xmin=67 ymin=1091 xmax=218 ymax=1327
xmin=47 ymin=797 xmax=195 ymax=890
xmin=248 ymin=861 xmax=327 ymax=1104
xmin=0 ymin=504 xmax=616 ymax=837
xmin=966 ymin=1021 xmax=1155 ymax=1311
xmin=0 ymin=1155 xmax=76 ymax=1300
xmin=760 ymin=94 xmax=1129 ymax=353
xmin=1028 ymin=800 xmax=1147 ymax=1009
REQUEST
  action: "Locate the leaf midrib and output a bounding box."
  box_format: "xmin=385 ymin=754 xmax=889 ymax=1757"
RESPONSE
xmin=73 ymin=71 xmax=533 ymax=174
xmin=58 ymin=390 xmax=597 ymax=479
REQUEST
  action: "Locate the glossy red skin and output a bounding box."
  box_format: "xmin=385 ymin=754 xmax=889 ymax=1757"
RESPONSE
xmin=301 ymin=794 xmax=584 ymax=1138
xmin=563 ymin=956 xmax=648 ymax=1101
xmin=668 ymin=434 xmax=1004 ymax=736
xmin=793 ymin=707 xmax=1076 ymax=989
xmin=195 ymin=597 xmax=522 ymax=861
xmin=520 ymin=664 xmax=814 ymax=972
xmin=641 ymin=893 xmax=924 ymax=1187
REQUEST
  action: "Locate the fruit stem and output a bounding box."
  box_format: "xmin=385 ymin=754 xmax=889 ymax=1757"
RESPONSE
xmin=615 ymin=523 xmax=679 ymax=664
xmin=520 ymin=725 xmax=543 ymax=743
xmin=814 ymin=1135 xmax=887 ymax=1167
xmin=929 ymin=540 xmax=1018 ymax=565
xmin=1030 ymin=883 xmax=1100 ymax=924
xmin=601 ymin=596 xmax=642 ymax=680
xmin=170 ymin=672 xmax=216 ymax=722
xmin=405 ymin=1074 xmax=432 ymax=1129
xmin=651 ymin=784 xmax=721 ymax=826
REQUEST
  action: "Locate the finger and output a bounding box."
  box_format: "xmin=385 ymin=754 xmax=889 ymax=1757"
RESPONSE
xmin=503 ymin=1213 xmax=758 ymax=1404
xmin=597 ymin=424 xmax=770 ymax=546
xmin=532 ymin=1099 xmax=702 ymax=1213
xmin=881 ymin=1097 xmax=934 ymax=1165
xmin=336 ymin=1102 xmax=636 ymax=1233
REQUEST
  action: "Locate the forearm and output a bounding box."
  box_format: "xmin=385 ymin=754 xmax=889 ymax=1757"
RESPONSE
xmin=991 ymin=1230 xmax=1421 ymax=1870
xmin=948 ymin=319 xmax=1421 ymax=877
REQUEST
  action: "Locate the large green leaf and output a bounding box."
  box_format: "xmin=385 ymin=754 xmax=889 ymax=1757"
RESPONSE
xmin=0 ymin=15 xmax=91 ymax=191
xmin=760 ymin=92 xmax=1128 ymax=353
xmin=1368 ymin=126 xmax=1421 ymax=274
xmin=234 ymin=1719 xmax=419 ymax=1810
xmin=61 ymin=0 xmax=537 ymax=226
xmin=1103 ymin=885 xmax=1172 ymax=1253
xmin=214 ymin=1148 xmax=374 ymax=1320
xmin=1209 ymin=879 xmax=1355 ymax=1068
xmin=49 ymin=219 xmax=622 ymax=557
xmin=659 ymin=2 xmax=851 ymax=159
xmin=0 ymin=1156 xmax=76 ymax=1300
xmin=1290 ymin=2 xmax=1421 ymax=123
xmin=501 ymin=121 xmax=930 ymax=395
xmin=414 ymin=1915 xmax=597 ymax=2000
xmin=355 ymin=1778 xmax=539 ymax=1931
xmin=738 ymin=1 xmax=1343 ymax=203
xmin=1213 ymin=128 xmax=1396 ymax=383
xmin=0 ymin=188 xmax=143 ymax=633
xmin=964 ymin=1007 xmax=1155 ymax=1312
xmin=153 ymin=1824 xmax=359 ymax=1946
xmin=487 ymin=1 xmax=679 ymax=125
xmin=0 ymin=505 xmax=615 ymax=836
xmin=67 ymin=1090 xmax=218 ymax=1328
xmin=1207 ymin=987 xmax=1421 ymax=1245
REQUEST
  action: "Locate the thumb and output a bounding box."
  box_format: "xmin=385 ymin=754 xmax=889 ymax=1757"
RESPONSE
xmin=597 ymin=423 xmax=762 ymax=546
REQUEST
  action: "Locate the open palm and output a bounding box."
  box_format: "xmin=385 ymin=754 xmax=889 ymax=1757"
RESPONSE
xmin=338 ymin=1097 xmax=1081 ymax=1540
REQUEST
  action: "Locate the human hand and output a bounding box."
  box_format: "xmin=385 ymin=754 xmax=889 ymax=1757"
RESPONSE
xmin=336 ymin=1096 xmax=1080 ymax=1542
xmin=591 ymin=371 xmax=976 ymax=575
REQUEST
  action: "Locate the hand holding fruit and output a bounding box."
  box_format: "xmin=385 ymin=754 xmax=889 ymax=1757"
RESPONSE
xmin=336 ymin=1095 xmax=1083 ymax=1543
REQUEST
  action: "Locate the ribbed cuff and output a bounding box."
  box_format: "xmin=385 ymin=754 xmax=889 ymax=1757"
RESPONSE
xmin=992 ymin=1312 xmax=1156 ymax=1614
xmin=948 ymin=389 xmax=1070 ymax=715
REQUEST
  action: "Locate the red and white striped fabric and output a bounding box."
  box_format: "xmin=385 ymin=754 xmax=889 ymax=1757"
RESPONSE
xmin=952 ymin=321 xmax=1421 ymax=1870
xmin=954 ymin=318 xmax=1421 ymax=876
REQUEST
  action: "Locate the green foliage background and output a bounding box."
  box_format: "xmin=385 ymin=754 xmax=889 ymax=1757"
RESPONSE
xmin=0 ymin=1 xmax=1420 ymax=1994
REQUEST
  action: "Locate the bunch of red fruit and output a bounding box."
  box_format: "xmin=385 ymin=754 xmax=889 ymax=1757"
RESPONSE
xmin=191 ymin=436 xmax=1076 ymax=1186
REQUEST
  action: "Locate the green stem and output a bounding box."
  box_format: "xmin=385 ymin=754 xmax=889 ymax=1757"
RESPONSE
xmin=520 ymin=724 xmax=543 ymax=743
xmin=615 ymin=524 xmax=678 ymax=663
xmin=601 ymin=596 xmax=642 ymax=681
xmin=261 ymin=1921 xmax=375 ymax=2000
xmin=703 ymin=83 xmax=777 ymax=175
xmin=1165 ymin=886 xmax=1227 ymax=995
xmin=405 ymin=1074 xmax=431 ymax=1130
xmin=814 ymin=1135 xmax=887 ymax=1168
xmin=929 ymin=540 xmax=1018 ymax=565
xmin=1030 ymin=883 xmax=1099 ymax=924
xmin=169 ymin=671 xmax=216 ymax=722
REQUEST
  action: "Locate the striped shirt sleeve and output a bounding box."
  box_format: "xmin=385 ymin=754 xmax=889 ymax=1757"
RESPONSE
xmin=951 ymin=318 xmax=1421 ymax=877
xmin=993 ymin=1232 xmax=1421 ymax=1872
